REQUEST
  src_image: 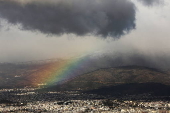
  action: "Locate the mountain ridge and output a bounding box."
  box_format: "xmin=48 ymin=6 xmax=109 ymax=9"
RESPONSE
xmin=47 ymin=65 xmax=170 ymax=91
xmin=0 ymin=64 xmax=170 ymax=89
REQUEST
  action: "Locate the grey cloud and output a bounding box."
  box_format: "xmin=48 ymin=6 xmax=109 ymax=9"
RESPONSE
xmin=85 ymin=52 xmax=170 ymax=71
xmin=138 ymin=0 xmax=164 ymax=6
xmin=0 ymin=0 xmax=136 ymax=38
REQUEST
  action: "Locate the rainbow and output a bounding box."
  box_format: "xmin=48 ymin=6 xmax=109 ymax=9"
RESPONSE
xmin=30 ymin=55 xmax=91 ymax=87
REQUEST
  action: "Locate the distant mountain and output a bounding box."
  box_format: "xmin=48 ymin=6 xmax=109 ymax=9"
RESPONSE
xmin=50 ymin=66 xmax=170 ymax=91
xmin=0 ymin=63 xmax=46 ymax=88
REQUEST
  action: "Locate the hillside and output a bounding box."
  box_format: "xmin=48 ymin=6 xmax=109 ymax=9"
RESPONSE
xmin=0 ymin=63 xmax=170 ymax=90
xmin=52 ymin=66 xmax=170 ymax=91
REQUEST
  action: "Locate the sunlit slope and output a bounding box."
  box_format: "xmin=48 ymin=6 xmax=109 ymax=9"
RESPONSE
xmin=55 ymin=66 xmax=170 ymax=91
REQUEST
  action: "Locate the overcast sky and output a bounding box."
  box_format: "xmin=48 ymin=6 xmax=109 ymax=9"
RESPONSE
xmin=0 ymin=0 xmax=170 ymax=69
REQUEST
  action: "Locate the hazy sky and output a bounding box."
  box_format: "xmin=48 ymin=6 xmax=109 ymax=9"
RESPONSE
xmin=0 ymin=0 xmax=170 ymax=69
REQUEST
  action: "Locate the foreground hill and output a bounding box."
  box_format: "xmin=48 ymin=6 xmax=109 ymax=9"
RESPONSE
xmin=50 ymin=66 xmax=170 ymax=91
xmin=85 ymin=83 xmax=170 ymax=100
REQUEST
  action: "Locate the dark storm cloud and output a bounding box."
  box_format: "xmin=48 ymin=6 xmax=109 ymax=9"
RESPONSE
xmin=0 ymin=0 xmax=136 ymax=38
xmin=138 ymin=0 xmax=164 ymax=6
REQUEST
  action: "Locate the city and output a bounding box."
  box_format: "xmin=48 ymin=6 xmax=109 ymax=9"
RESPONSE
xmin=0 ymin=87 xmax=170 ymax=112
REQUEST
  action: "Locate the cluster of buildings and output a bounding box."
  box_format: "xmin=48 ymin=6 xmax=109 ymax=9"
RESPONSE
xmin=0 ymin=88 xmax=170 ymax=112
xmin=0 ymin=99 xmax=170 ymax=112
